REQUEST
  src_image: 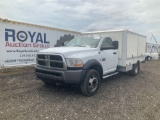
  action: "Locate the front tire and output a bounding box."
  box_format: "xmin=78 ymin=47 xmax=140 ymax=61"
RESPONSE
xmin=81 ymin=69 xmax=100 ymax=96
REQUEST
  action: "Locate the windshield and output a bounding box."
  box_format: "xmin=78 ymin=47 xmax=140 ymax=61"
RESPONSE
xmin=65 ymin=36 xmax=101 ymax=48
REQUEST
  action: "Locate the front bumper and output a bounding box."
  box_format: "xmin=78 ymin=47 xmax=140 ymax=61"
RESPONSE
xmin=35 ymin=66 xmax=86 ymax=83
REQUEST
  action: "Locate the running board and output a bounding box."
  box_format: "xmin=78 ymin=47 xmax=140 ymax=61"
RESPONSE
xmin=103 ymin=72 xmax=119 ymax=79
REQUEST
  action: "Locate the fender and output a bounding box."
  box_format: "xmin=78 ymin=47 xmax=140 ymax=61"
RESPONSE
xmin=83 ymin=59 xmax=103 ymax=70
xmin=80 ymin=59 xmax=103 ymax=83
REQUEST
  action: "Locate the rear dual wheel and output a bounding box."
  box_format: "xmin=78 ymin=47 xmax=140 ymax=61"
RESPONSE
xmin=130 ymin=62 xmax=140 ymax=76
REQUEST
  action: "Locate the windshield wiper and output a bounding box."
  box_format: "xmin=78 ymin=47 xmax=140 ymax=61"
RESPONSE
xmin=74 ymin=45 xmax=86 ymax=47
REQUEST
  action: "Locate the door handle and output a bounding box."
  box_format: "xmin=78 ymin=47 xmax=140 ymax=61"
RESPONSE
xmin=102 ymin=58 xmax=106 ymax=61
xmin=113 ymin=52 xmax=117 ymax=54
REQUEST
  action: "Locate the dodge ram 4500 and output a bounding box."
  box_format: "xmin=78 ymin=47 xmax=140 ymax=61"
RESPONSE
xmin=35 ymin=30 xmax=146 ymax=96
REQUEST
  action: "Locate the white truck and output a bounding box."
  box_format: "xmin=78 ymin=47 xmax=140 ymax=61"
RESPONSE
xmin=35 ymin=30 xmax=146 ymax=96
xmin=145 ymin=43 xmax=160 ymax=60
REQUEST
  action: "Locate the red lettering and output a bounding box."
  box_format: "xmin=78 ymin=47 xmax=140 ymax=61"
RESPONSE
xmin=33 ymin=43 xmax=50 ymax=48
xmin=5 ymin=42 xmax=32 ymax=47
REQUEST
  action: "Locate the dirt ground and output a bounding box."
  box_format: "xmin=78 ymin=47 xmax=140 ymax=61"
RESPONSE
xmin=0 ymin=61 xmax=160 ymax=120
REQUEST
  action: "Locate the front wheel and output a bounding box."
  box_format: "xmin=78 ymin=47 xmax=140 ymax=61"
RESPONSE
xmin=81 ymin=69 xmax=101 ymax=97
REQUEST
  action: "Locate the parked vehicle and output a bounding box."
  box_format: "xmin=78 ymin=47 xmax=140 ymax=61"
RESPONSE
xmin=35 ymin=30 xmax=146 ymax=96
xmin=145 ymin=55 xmax=153 ymax=61
xmin=145 ymin=43 xmax=160 ymax=61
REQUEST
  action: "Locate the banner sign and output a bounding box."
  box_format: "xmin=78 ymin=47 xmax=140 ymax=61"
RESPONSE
xmin=0 ymin=22 xmax=79 ymax=67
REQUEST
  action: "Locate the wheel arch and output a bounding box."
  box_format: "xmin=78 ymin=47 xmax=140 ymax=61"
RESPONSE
xmin=82 ymin=59 xmax=103 ymax=80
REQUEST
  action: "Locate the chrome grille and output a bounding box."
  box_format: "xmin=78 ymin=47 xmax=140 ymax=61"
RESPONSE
xmin=37 ymin=54 xmax=65 ymax=70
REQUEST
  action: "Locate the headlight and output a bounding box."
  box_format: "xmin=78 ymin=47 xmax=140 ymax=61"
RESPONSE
xmin=66 ymin=58 xmax=83 ymax=67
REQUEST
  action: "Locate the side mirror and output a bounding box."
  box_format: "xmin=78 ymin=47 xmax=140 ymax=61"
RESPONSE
xmin=62 ymin=43 xmax=64 ymax=46
xmin=113 ymin=41 xmax=118 ymax=49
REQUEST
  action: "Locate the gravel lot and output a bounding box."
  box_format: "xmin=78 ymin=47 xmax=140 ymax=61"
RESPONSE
xmin=0 ymin=61 xmax=160 ymax=120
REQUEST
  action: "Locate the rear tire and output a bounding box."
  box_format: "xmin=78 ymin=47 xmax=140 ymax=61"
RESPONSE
xmin=130 ymin=62 xmax=140 ymax=76
xmin=81 ymin=69 xmax=101 ymax=97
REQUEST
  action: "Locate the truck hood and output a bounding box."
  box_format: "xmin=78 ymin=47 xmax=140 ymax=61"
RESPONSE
xmin=39 ymin=47 xmax=98 ymax=58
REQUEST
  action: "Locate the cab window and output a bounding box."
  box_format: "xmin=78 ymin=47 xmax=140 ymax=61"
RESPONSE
xmin=101 ymin=37 xmax=113 ymax=47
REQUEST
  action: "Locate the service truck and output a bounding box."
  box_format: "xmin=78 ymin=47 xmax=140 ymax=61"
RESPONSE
xmin=35 ymin=30 xmax=146 ymax=96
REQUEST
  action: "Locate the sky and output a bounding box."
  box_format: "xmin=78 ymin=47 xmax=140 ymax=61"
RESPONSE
xmin=0 ymin=0 xmax=160 ymax=43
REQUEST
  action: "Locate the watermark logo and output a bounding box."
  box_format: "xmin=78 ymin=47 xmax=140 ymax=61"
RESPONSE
xmin=5 ymin=28 xmax=50 ymax=44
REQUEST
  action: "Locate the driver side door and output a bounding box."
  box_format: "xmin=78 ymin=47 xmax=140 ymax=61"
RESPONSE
xmin=100 ymin=37 xmax=118 ymax=75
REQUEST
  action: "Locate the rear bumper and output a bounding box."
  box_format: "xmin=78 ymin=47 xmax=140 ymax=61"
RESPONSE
xmin=35 ymin=66 xmax=85 ymax=83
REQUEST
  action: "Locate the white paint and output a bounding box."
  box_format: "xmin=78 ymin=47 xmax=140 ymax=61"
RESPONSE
xmin=83 ymin=30 xmax=146 ymax=67
xmin=146 ymin=43 xmax=160 ymax=60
